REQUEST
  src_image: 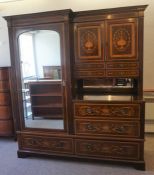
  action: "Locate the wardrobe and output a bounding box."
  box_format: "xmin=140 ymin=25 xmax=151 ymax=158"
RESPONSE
xmin=5 ymin=5 xmax=147 ymax=170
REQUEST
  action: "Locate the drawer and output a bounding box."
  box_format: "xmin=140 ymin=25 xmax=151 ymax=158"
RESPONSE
xmin=75 ymin=139 xmax=140 ymax=160
xmin=0 ymin=120 xmax=13 ymax=136
xmin=75 ymin=70 xmax=105 ymax=78
xmin=75 ymin=119 xmax=140 ymax=137
xmin=0 ymin=106 xmax=11 ymax=119
xmin=0 ymin=81 xmax=9 ymax=91
xmin=106 ymin=70 xmax=139 ymax=77
xmin=106 ymin=62 xmax=139 ymax=69
xmin=0 ymin=69 xmax=8 ymax=80
xmin=74 ymin=103 xmax=140 ymax=119
xmin=21 ymin=135 xmax=74 ymax=154
xmin=0 ymin=93 xmax=10 ymax=105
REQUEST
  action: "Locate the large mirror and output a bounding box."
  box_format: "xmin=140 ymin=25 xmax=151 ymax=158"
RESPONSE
xmin=18 ymin=30 xmax=64 ymax=130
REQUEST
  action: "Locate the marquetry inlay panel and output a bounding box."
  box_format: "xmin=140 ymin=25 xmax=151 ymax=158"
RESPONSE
xmin=106 ymin=70 xmax=139 ymax=77
xmin=75 ymin=119 xmax=140 ymax=137
xmin=75 ymin=139 xmax=140 ymax=160
xmin=107 ymin=19 xmax=137 ymax=60
xmin=76 ymin=24 xmax=103 ymax=60
xmin=22 ymin=136 xmax=73 ymax=154
xmin=75 ymin=70 xmax=105 ymax=78
xmin=74 ymin=103 xmax=140 ymax=118
xmin=106 ymin=62 xmax=139 ymax=69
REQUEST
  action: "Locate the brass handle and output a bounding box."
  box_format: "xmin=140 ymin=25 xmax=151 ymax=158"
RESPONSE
xmin=114 ymin=126 xmax=126 ymax=134
xmin=86 ymin=123 xmax=96 ymax=131
xmin=86 ymin=144 xmax=94 ymax=151
xmin=54 ymin=141 xmax=64 ymax=148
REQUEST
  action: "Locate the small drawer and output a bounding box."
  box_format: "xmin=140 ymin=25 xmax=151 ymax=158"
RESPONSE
xmin=21 ymin=135 xmax=74 ymax=154
xmin=0 ymin=120 xmax=13 ymax=136
xmin=106 ymin=70 xmax=139 ymax=77
xmin=0 ymin=81 xmax=9 ymax=91
xmin=0 ymin=106 xmax=11 ymax=119
xmin=75 ymin=70 xmax=105 ymax=78
xmin=0 ymin=69 xmax=8 ymax=80
xmin=0 ymin=93 xmax=10 ymax=105
xmin=75 ymin=139 xmax=140 ymax=160
xmin=74 ymin=103 xmax=140 ymax=119
xmin=75 ymin=63 xmax=105 ymax=69
xmin=106 ymin=62 xmax=139 ymax=69
xmin=75 ymin=119 xmax=140 ymax=137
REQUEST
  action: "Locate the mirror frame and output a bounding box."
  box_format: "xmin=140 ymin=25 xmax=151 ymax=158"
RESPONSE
xmin=5 ymin=10 xmax=73 ymax=133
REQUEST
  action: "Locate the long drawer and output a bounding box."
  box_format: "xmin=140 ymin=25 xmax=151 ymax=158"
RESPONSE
xmin=0 ymin=120 xmax=13 ymax=136
xmin=20 ymin=135 xmax=74 ymax=154
xmin=75 ymin=139 xmax=141 ymax=160
xmin=75 ymin=119 xmax=140 ymax=137
xmin=0 ymin=93 xmax=10 ymax=105
xmin=0 ymin=106 xmax=11 ymax=119
xmin=74 ymin=103 xmax=140 ymax=119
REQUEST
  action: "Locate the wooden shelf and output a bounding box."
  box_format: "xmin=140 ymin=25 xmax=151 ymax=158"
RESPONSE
xmin=32 ymin=104 xmax=63 ymax=108
xmin=31 ymin=93 xmax=62 ymax=97
xmin=29 ymin=80 xmax=63 ymax=119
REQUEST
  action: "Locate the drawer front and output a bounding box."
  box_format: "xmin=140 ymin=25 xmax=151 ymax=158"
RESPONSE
xmin=75 ymin=139 xmax=140 ymax=160
xmin=75 ymin=119 xmax=140 ymax=137
xmin=106 ymin=70 xmax=139 ymax=77
xmin=21 ymin=135 xmax=73 ymax=154
xmin=0 ymin=69 xmax=8 ymax=80
xmin=0 ymin=120 xmax=13 ymax=136
xmin=75 ymin=64 xmax=105 ymax=69
xmin=0 ymin=93 xmax=10 ymax=105
xmin=75 ymin=70 xmax=105 ymax=78
xmin=74 ymin=103 xmax=140 ymax=119
xmin=106 ymin=62 xmax=139 ymax=69
xmin=0 ymin=81 xmax=9 ymax=91
xmin=0 ymin=106 xmax=11 ymax=119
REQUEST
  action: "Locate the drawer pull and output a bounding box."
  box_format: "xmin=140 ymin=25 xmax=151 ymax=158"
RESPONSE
xmin=86 ymin=123 xmax=96 ymax=131
xmin=113 ymin=126 xmax=126 ymax=134
xmin=85 ymin=107 xmax=99 ymax=115
xmin=86 ymin=144 xmax=94 ymax=151
xmin=54 ymin=141 xmax=65 ymax=148
xmin=86 ymin=107 xmax=93 ymax=114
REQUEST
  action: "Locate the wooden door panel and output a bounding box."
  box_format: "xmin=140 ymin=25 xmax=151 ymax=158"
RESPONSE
xmin=75 ymin=22 xmax=104 ymax=62
xmin=106 ymin=18 xmax=138 ymax=60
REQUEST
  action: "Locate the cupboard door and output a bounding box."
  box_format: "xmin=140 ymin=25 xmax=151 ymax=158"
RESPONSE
xmin=106 ymin=18 xmax=138 ymax=60
xmin=74 ymin=22 xmax=104 ymax=62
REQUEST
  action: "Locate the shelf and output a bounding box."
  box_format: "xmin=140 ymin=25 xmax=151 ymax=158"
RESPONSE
xmin=32 ymin=104 xmax=63 ymax=108
xmin=31 ymin=93 xmax=62 ymax=97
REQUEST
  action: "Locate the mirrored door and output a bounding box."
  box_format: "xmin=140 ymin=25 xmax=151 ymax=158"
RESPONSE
xmin=18 ymin=30 xmax=64 ymax=130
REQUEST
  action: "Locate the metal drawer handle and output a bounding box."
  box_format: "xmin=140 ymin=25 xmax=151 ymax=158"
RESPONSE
xmin=86 ymin=144 xmax=94 ymax=151
xmin=86 ymin=123 xmax=96 ymax=131
xmin=114 ymin=126 xmax=126 ymax=133
xmin=86 ymin=107 xmax=93 ymax=114
xmin=54 ymin=141 xmax=64 ymax=148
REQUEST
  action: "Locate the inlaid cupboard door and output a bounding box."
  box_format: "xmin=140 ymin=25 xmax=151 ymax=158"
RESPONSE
xmin=74 ymin=22 xmax=105 ymax=63
xmin=106 ymin=18 xmax=138 ymax=60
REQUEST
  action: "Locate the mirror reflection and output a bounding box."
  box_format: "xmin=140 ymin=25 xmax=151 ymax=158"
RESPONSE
xmin=19 ymin=30 xmax=64 ymax=130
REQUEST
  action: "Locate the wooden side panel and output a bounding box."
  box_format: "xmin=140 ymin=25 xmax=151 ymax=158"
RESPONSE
xmin=0 ymin=68 xmax=14 ymax=136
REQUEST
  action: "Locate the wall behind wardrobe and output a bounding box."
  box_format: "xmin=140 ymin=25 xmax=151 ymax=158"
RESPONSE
xmin=0 ymin=0 xmax=153 ymax=89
